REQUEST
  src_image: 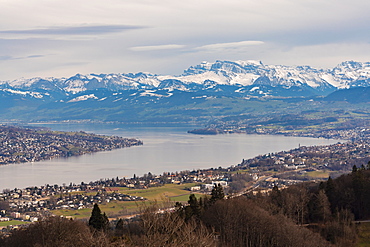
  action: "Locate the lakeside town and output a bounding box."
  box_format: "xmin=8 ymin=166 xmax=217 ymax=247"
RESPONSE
xmin=1 ymin=124 xmax=370 ymax=231
xmin=0 ymin=125 xmax=143 ymax=164
xmin=189 ymin=125 xmax=370 ymax=141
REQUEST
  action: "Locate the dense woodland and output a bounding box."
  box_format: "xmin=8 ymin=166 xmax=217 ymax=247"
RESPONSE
xmin=2 ymin=167 xmax=370 ymax=246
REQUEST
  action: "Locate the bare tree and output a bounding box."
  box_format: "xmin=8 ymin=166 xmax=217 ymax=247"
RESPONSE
xmin=1 ymin=216 xmax=110 ymax=247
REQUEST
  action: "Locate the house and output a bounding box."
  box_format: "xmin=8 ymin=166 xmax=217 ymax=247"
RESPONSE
xmin=212 ymin=181 xmax=228 ymax=187
xmin=190 ymin=186 xmax=201 ymax=191
xmin=0 ymin=217 xmax=10 ymax=222
xmin=105 ymin=188 xmax=119 ymax=193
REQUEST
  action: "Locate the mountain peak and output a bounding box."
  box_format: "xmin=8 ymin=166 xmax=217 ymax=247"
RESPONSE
xmin=1 ymin=60 xmax=370 ymax=98
xmin=337 ymin=60 xmax=364 ymax=69
xmin=234 ymin=60 xmax=264 ymax=67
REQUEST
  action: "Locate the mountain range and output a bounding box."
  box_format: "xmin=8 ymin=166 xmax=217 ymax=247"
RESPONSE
xmin=2 ymin=60 xmax=370 ymax=99
xmin=1 ymin=60 xmax=370 ymax=122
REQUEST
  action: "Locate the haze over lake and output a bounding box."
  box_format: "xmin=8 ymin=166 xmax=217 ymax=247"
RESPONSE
xmin=0 ymin=123 xmax=340 ymax=190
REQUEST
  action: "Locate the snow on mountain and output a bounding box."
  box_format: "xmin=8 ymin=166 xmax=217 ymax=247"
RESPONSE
xmin=1 ymin=60 xmax=370 ymax=99
xmin=62 ymin=74 xmax=90 ymax=93
xmin=3 ymin=77 xmax=47 ymax=88
xmin=167 ymin=60 xmax=263 ymax=87
xmin=229 ymin=73 xmax=260 ymax=86
xmin=0 ymin=88 xmax=46 ymax=99
xmin=330 ymin=61 xmax=370 ymax=88
xmin=168 ymin=71 xmax=231 ymax=85
xmin=321 ymin=74 xmax=341 ymax=88
xmin=139 ymin=90 xmax=173 ymax=98
xmin=68 ymin=94 xmax=98 ymax=103
xmin=262 ymin=65 xmax=333 ymax=89
xmin=180 ymin=60 xmax=334 ymax=90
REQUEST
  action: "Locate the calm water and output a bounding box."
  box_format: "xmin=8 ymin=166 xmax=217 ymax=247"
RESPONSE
xmin=0 ymin=123 xmax=340 ymax=190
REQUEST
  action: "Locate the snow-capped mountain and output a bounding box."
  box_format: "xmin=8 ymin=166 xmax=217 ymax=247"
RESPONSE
xmin=1 ymin=60 xmax=370 ymax=101
xmin=179 ymin=60 xmax=337 ymax=94
xmin=0 ymin=60 xmax=370 ymax=122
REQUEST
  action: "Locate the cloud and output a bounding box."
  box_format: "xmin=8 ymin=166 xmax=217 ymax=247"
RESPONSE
xmin=0 ymin=25 xmax=143 ymax=37
xmin=27 ymin=55 xmax=44 ymax=58
xmin=0 ymin=54 xmax=44 ymax=61
xmin=130 ymin=44 xmax=186 ymax=52
xmin=0 ymin=55 xmax=12 ymax=61
xmin=0 ymin=0 xmax=369 ymax=80
xmin=196 ymin=41 xmax=265 ymax=52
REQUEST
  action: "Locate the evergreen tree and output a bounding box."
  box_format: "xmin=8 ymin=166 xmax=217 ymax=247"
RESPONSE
xmin=324 ymin=176 xmax=336 ymax=213
xmin=102 ymin=212 xmax=109 ymax=230
xmin=352 ymin=169 xmax=365 ymax=219
xmin=89 ymin=203 xmax=109 ymax=231
xmin=185 ymin=194 xmax=201 ymax=221
xmin=189 ymin=194 xmax=201 ymax=214
xmin=210 ymin=183 xmax=225 ymax=204
xmin=115 ymin=218 xmax=124 ymax=236
xmin=270 ymin=185 xmax=283 ymax=214
xmin=174 ymin=202 xmax=185 ymax=218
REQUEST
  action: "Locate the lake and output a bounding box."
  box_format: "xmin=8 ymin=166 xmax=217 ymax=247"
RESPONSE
xmin=0 ymin=123 xmax=340 ymax=190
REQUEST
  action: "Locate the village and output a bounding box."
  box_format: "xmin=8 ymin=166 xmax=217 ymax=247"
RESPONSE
xmin=0 ymin=125 xmax=143 ymax=164
xmin=0 ymin=171 xmax=229 ymax=226
xmin=202 ymin=119 xmax=370 ymax=141
xmin=1 ymin=135 xmax=370 ymax=230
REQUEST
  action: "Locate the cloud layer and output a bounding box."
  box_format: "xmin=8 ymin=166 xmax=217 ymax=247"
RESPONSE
xmin=196 ymin=41 xmax=265 ymax=52
xmin=130 ymin=44 xmax=185 ymax=51
xmin=0 ymin=0 xmax=369 ymax=80
xmin=0 ymin=25 xmax=141 ymax=35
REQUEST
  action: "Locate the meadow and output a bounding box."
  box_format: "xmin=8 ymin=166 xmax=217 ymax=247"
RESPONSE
xmin=52 ymin=183 xmax=202 ymax=219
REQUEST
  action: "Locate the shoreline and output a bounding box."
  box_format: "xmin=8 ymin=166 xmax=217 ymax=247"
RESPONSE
xmin=187 ymin=126 xmax=365 ymax=141
xmin=0 ymin=128 xmax=345 ymax=192
xmin=0 ymin=122 xmax=361 ymax=193
xmin=0 ymin=125 xmax=143 ymax=166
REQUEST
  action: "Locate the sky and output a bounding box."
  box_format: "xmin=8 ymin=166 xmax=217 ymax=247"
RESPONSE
xmin=0 ymin=0 xmax=369 ymax=80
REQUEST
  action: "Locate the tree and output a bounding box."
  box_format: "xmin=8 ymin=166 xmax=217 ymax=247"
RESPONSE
xmin=210 ymin=183 xmax=224 ymax=204
xmin=313 ymin=190 xmax=331 ymax=222
xmin=269 ymin=185 xmax=283 ymax=214
xmin=89 ymin=203 xmax=109 ymax=231
xmin=202 ymin=198 xmax=328 ymax=247
xmin=352 ymin=169 xmax=366 ymax=219
xmin=185 ymin=194 xmax=201 ymax=221
xmin=174 ymin=201 xmax=185 ymax=219
xmin=115 ymin=218 xmax=125 ymax=236
xmin=0 ymin=216 xmax=109 ymax=246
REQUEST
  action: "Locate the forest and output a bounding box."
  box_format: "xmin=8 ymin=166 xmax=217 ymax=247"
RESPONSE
xmin=2 ymin=166 xmax=370 ymax=246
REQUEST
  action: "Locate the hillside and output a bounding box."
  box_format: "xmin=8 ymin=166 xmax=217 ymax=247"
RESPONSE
xmin=0 ymin=60 xmax=370 ymax=124
xmin=325 ymin=87 xmax=370 ymax=103
xmin=3 ymin=167 xmax=370 ymax=246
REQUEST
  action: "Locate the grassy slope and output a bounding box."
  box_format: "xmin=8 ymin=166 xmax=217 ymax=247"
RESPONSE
xmin=0 ymin=220 xmax=30 ymax=227
xmin=357 ymin=222 xmax=370 ymax=246
xmin=52 ymin=183 xmax=202 ymax=219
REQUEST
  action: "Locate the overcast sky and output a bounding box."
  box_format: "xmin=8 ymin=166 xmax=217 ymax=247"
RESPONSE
xmin=0 ymin=0 xmax=369 ymax=80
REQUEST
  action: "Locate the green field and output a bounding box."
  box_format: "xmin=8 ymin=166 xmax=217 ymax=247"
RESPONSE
xmin=305 ymin=170 xmax=331 ymax=179
xmin=123 ymin=183 xmax=199 ymax=200
xmin=230 ymin=169 xmax=250 ymax=174
xmin=0 ymin=220 xmax=30 ymax=227
xmin=356 ymin=222 xmax=370 ymax=246
xmin=52 ymin=183 xmax=203 ymax=219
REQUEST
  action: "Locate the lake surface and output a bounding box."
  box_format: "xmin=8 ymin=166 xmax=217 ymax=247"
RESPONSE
xmin=0 ymin=123 xmax=340 ymax=190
